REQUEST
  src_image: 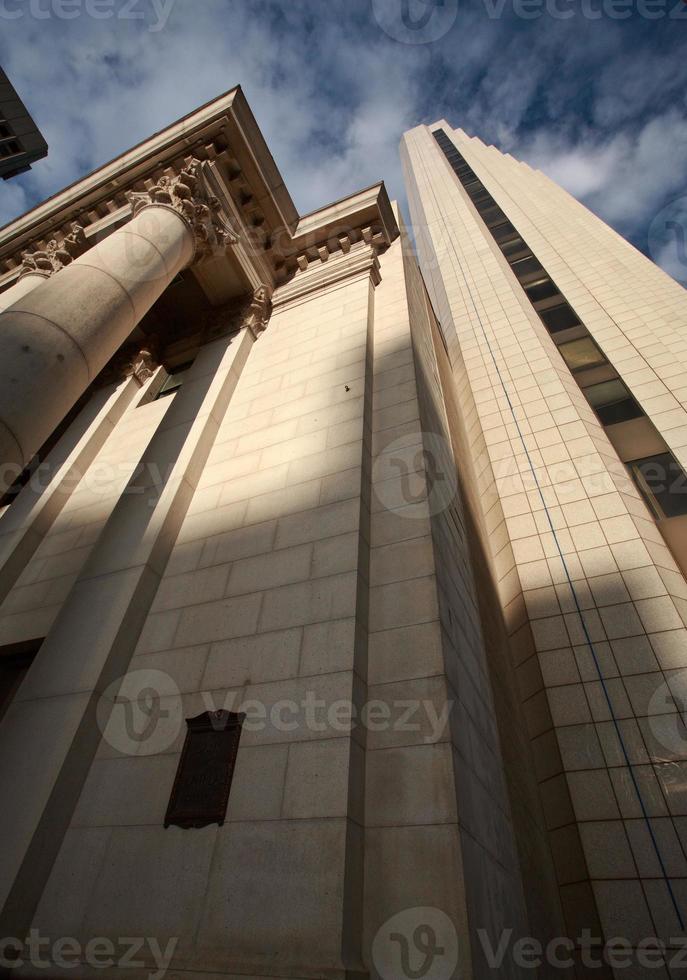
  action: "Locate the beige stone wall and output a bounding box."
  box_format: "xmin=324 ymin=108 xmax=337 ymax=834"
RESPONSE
xmin=19 ymin=264 xmax=375 ymax=978
xmin=0 ymin=226 xmax=524 ymax=979
xmin=402 ymin=122 xmax=687 ymax=961
xmin=0 ymin=200 xmax=575 ymax=977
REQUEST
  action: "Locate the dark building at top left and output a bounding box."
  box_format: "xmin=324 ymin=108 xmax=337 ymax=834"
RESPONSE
xmin=0 ymin=67 xmax=47 ymax=180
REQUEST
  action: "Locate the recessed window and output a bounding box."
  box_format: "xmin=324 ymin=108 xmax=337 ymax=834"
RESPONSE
xmin=511 ymin=256 xmax=547 ymax=281
xmin=501 ymin=237 xmax=530 ymax=260
xmin=483 ymin=206 xmax=509 ymax=228
xmin=470 ymin=189 xmax=492 ymax=206
xmin=539 ymin=303 xmax=581 ymax=334
xmin=474 ymin=196 xmax=497 ymax=213
xmin=524 ymin=278 xmax=561 ymax=303
xmin=491 ymin=220 xmax=519 ymax=244
xmin=0 ymin=139 xmax=22 ymax=159
xmin=628 ymin=452 xmax=687 ymax=520
xmin=482 ymin=204 xmax=507 ymax=228
xmin=584 ymin=379 xmax=644 ymax=426
xmin=558 ymin=336 xmax=607 ymax=373
xmin=155 ymin=361 xmax=194 ymax=400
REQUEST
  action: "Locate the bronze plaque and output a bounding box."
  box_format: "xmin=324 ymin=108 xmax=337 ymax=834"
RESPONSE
xmin=164 ymin=710 xmax=243 ymax=829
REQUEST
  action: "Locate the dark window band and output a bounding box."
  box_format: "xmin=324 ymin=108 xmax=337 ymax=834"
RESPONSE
xmin=432 ymin=128 xmax=687 ymax=521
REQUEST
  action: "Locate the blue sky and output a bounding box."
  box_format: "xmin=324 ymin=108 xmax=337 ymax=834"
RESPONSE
xmin=1 ymin=0 xmax=686 ymax=279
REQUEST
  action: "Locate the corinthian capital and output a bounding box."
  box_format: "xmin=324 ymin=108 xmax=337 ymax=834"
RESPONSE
xmin=19 ymin=223 xmax=87 ymax=280
xmin=126 ymin=159 xmax=239 ymax=263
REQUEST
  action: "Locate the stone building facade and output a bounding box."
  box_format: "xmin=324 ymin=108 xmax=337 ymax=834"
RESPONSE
xmin=0 ymin=89 xmax=685 ymax=980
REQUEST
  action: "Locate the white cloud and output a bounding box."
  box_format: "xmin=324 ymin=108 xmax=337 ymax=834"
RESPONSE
xmin=516 ymin=109 xmax=687 ymax=240
xmin=0 ymin=0 xmax=685 ymax=284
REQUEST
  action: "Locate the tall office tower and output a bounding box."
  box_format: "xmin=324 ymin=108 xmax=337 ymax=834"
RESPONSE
xmin=402 ymin=122 xmax=687 ymax=972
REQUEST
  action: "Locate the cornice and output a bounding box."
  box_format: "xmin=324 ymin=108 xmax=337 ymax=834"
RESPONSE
xmin=0 ymin=87 xmax=399 ymax=301
xmin=272 ymin=238 xmax=382 ymax=311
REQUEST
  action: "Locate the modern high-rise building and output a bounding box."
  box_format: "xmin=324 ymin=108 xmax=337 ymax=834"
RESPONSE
xmin=401 ymin=121 xmax=687 ymax=974
xmin=0 ymin=89 xmax=685 ymax=980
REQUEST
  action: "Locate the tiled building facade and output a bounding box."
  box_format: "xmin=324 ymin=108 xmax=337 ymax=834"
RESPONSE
xmin=0 ymin=90 xmax=685 ymax=980
xmin=402 ymin=121 xmax=687 ymax=977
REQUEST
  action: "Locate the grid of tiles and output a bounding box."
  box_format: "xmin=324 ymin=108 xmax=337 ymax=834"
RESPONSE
xmin=402 ymin=121 xmax=687 ymax=960
xmin=433 ymin=128 xmax=687 ymax=527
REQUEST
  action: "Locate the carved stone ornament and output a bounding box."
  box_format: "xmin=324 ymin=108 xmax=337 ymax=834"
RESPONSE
xmin=19 ymin=223 xmax=87 ymax=279
xmin=244 ymin=284 xmax=273 ymax=337
xmin=97 ymin=342 xmax=159 ymax=388
xmin=129 ymin=347 xmax=158 ymax=386
xmin=125 ymin=159 xmax=240 ymax=263
xmin=199 ymin=285 xmax=273 ymax=344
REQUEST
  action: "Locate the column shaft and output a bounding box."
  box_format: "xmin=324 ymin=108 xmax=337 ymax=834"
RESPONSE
xmin=0 ymin=205 xmax=195 ymax=470
xmin=0 ymin=273 xmax=46 ymax=314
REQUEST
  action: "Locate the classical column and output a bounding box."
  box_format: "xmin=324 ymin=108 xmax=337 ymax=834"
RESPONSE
xmin=0 ymin=273 xmax=45 ymax=315
xmin=0 ymin=224 xmax=87 ymax=314
xmin=0 ymin=160 xmax=237 ymax=471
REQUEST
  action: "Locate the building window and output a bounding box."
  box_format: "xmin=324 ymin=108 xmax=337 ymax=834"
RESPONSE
xmin=491 ymin=220 xmax=519 ymax=244
xmin=474 ymin=196 xmax=498 ymax=214
xmin=557 ymin=336 xmax=607 ymax=373
xmin=539 ymin=302 xmax=581 ymax=334
xmin=155 ymin=361 xmax=194 ymax=400
xmin=462 ymin=178 xmax=482 ymax=196
xmin=583 ymin=379 xmax=644 ymax=426
xmin=501 ymin=238 xmax=530 ymax=260
xmin=510 ymin=255 xmax=545 ymax=280
xmin=470 ymin=188 xmax=492 ymax=206
xmin=0 ymin=138 xmax=22 ymax=159
xmin=628 ymin=452 xmax=687 ymax=520
xmin=524 ymin=279 xmax=562 ymax=303
xmin=483 ymin=207 xmax=510 ymax=229
xmin=465 ymin=181 xmax=485 ymax=199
